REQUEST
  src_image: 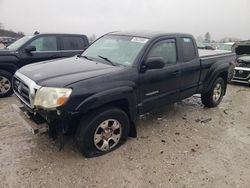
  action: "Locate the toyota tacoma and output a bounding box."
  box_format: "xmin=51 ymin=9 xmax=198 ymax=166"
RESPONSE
xmin=13 ymin=31 xmax=236 ymax=157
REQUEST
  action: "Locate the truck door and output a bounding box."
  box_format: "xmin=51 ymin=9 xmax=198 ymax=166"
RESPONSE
xmin=179 ymin=37 xmax=200 ymax=99
xmin=19 ymin=35 xmax=61 ymax=66
xmin=139 ymin=39 xmax=181 ymax=114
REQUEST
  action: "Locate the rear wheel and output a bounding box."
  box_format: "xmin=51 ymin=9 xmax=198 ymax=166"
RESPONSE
xmin=75 ymin=107 xmax=130 ymax=157
xmin=0 ymin=70 xmax=13 ymax=98
xmin=201 ymin=77 xmax=225 ymax=107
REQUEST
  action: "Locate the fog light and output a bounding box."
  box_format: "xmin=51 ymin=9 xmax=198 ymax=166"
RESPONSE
xmin=57 ymin=110 xmax=61 ymax=115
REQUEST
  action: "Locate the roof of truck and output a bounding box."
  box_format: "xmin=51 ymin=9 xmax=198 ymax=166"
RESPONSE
xmin=109 ymin=30 xmax=193 ymax=39
xmin=34 ymin=33 xmax=88 ymax=37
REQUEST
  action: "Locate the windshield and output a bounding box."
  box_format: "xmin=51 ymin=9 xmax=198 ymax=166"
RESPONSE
xmin=7 ymin=36 xmax=34 ymax=50
xmin=81 ymin=35 xmax=149 ymax=67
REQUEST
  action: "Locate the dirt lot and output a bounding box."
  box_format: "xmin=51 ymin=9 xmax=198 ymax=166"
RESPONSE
xmin=0 ymin=84 xmax=250 ymax=188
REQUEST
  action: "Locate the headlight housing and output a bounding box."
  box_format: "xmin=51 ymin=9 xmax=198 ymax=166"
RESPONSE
xmin=34 ymin=87 xmax=72 ymax=109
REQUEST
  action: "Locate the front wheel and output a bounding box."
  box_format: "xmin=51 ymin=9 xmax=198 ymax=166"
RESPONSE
xmin=75 ymin=107 xmax=130 ymax=157
xmin=201 ymin=77 xmax=225 ymax=108
xmin=0 ymin=70 xmax=13 ymax=98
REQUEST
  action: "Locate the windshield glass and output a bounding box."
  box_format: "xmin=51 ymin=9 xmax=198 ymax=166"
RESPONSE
xmin=82 ymin=35 xmax=149 ymax=67
xmin=7 ymin=36 xmax=34 ymax=50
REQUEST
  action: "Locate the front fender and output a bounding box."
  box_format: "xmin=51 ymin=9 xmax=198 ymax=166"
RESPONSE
xmin=75 ymin=86 xmax=137 ymax=119
xmin=0 ymin=55 xmax=19 ymax=73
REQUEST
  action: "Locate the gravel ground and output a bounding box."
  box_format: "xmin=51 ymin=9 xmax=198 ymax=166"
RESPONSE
xmin=0 ymin=84 xmax=250 ymax=188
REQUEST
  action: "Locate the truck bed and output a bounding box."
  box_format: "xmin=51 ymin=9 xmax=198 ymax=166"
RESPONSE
xmin=199 ymin=49 xmax=234 ymax=59
xmin=198 ymin=49 xmax=236 ymax=86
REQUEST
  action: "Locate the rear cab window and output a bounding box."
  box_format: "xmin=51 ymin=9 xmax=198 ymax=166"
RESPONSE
xmin=181 ymin=37 xmax=196 ymax=62
xmin=61 ymin=36 xmax=87 ymax=50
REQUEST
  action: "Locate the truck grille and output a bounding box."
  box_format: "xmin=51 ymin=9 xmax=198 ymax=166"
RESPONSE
xmin=234 ymin=70 xmax=250 ymax=79
xmin=13 ymin=77 xmax=31 ymax=106
xmin=13 ymin=72 xmax=41 ymax=109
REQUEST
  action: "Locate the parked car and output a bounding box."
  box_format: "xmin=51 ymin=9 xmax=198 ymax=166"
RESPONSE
xmin=197 ymin=42 xmax=215 ymax=50
xmin=232 ymin=41 xmax=250 ymax=84
xmin=0 ymin=36 xmax=17 ymax=47
xmin=13 ymin=31 xmax=235 ymax=157
xmin=215 ymin=42 xmax=235 ymax=51
xmin=0 ymin=33 xmax=89 ymax=97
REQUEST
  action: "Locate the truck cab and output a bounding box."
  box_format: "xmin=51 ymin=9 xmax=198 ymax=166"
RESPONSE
xmin=0 ymin=33 xmax=89 ymax=97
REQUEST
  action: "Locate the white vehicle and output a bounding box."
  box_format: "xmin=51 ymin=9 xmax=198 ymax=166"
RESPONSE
xmin=232 ymin=41 xmax=250 ymax=84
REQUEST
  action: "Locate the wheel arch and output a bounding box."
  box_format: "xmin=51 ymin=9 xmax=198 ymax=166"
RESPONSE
xmin=0 ymin=63 xmax=18 ymax=75
xmin=75 ymin=87 xmax=138 ymax=137
xmin=202 ymin=62 xmax=229 ymax=94
xmin=0 ymin=54 xmax=19 ymax=74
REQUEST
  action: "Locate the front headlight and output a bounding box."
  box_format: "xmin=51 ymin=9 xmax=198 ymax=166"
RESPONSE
xmin=34 ymin=87 xmax=72 ymax=109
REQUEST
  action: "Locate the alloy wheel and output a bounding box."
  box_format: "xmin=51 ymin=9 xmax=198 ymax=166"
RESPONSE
xmin=93 ymin=119 xmax=122 ymax=151
xmin=0 ymin=76 xmax=11 ymax=94
xmin=213 ymin=83 xmax=222 ymax=102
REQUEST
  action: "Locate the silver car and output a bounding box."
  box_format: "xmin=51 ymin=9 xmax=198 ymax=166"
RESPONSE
xmin=232 ymin=41 xmax=250 ymax=84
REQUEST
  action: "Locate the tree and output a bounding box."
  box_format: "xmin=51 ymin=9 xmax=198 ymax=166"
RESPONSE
xmin=204 ymin=32 xmax=211 ymax=43
xmin=196 ymin=36 xmax=204 ymax=43
xmin=0 ymin=22 xmax=3 ymax=29
xmin=17 ymin=32 xmax=25 ymax=37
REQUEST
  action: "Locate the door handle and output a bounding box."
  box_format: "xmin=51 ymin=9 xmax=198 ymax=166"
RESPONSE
xmin=171 ymin=70 xmax=181 ymax=76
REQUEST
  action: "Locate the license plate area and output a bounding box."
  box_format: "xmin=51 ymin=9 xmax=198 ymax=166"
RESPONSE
xmin=12 ymin=104 xmax=48 ymax=134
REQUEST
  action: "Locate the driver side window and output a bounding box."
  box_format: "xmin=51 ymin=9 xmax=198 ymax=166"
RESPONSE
xmin=29 ymin=36 xmax=57 ymax=51
xmin=148 ymin=39 xmax=177 ymax=65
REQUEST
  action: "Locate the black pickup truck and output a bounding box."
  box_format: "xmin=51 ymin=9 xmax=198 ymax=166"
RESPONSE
xmin=13 ymin=31 xmax=235 ymax=157
xmin=0 ymin=33 xmax=89 ymax=98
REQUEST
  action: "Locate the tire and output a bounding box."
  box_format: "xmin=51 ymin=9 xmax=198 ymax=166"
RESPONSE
xmin=75 ymin=107 xmax=130 ymax=158
xmin=0 ymin=70 xmax=13 ymax=98
xmin=201 ymin=77 xmax=225 ymax=108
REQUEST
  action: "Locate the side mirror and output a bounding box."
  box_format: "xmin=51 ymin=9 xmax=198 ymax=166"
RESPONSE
xmin=25 ymin=45 xmax=36 ymax=53
xmin=144 ymin=57 xmax=165 ymax=70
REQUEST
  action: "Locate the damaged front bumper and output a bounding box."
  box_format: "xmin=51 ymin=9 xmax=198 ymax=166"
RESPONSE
xmin=12 ymin=103 xmax=76 ymax=136
xmin=232 ymin=67 xmax=250 ymax=84
xmin=12 ymin=104 xmax=48 ymax=134
xmin=12 ymin=104 xmax=75 ymax=151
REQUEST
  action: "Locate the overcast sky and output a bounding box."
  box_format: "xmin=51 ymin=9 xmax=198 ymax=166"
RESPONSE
xmin=0 ymin=0 xmax=249 ymax=40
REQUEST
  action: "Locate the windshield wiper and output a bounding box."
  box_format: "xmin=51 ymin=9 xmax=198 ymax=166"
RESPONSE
xmin=98 ymin=55 xmax=116 ymax=66
xmin=78 ymin=55 xmax=93 ymax=61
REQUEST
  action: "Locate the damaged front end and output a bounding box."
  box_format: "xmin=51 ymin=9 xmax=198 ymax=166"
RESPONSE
xmin=13 ymin=72 xmax=75 ymax=150
xmin=232 ymin=41 xmax=250 ymax=84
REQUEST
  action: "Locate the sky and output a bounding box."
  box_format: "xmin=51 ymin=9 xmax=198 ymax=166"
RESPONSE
xmin=0 ymin=0 xmax=250 ymax=40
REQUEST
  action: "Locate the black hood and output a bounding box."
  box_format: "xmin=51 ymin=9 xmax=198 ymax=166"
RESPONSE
xmin=18 ymin=57 xmax=124 ymax=87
